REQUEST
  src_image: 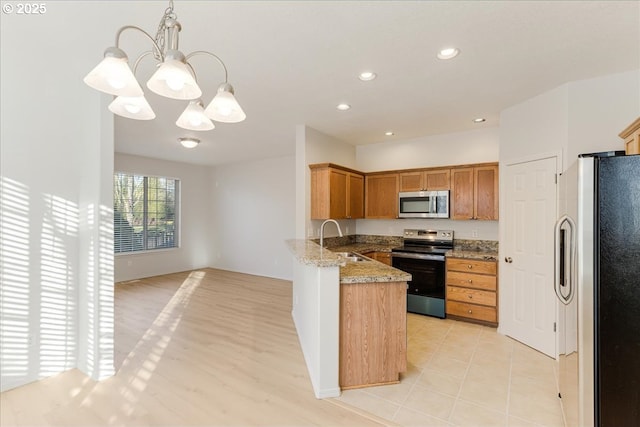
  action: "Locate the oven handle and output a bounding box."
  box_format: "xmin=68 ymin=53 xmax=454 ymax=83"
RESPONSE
xmin=391 ymin=252 xmax=445 ymax=261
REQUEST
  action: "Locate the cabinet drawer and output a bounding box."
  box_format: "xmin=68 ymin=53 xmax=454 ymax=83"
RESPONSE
xmin=447 ymin=258 xmax=497 ymax=275
xmin=447 ymin=286 xmax=496 ymax=306
xmin=446 ymin=301 xmax=497 ymax=323
xmin=446 ymin=271 xmax=496 ymax=291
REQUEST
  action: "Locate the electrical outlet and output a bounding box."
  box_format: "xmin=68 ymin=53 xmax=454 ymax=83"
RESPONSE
xmin=472 ymin=229 xmax=479 ymax=238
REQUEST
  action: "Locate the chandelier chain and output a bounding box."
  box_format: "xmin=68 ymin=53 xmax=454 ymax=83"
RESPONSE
xmin=153 ymin=0 xmax=177 ymax=61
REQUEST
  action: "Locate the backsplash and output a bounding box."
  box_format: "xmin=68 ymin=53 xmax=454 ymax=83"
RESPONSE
xmin=313 ymin=234 xmax=404 ymax=248
xmin=453 ymin=239 xmax=498 ymax=252
xmin=314 ymin=235 xmax=497 ymax=252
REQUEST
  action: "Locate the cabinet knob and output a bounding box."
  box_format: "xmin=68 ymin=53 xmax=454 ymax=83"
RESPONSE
xmin=468 ymin=295 xmax=473 ymax=299
xmin=467 ymin=264 xmax=473 ymax=269
xmin=468 ymin=279 xmax=473 ymax=283
xmin=468 ymin=309 xmax=473 ymax=314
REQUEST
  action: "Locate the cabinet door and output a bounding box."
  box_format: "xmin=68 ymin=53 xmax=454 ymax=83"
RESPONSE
xmin=365 ymin=174 xmax=399 ymax=218
xmin=425 ymin=169 xmax=450 ymax=190
xmin=348 ymin=173 xmax=364 ymax=219
xmin=450 ymin=168 xmax=474 ymax=220
xmin=329 ymin=169 xmax=348 ymax=219
xmin=399 ymin=172 xmax=423 ymax=192
xmin=474 ymin=165 xmax=499 ymax=220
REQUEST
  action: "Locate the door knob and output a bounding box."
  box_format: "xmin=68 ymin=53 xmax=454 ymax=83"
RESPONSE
xmin=505 ymin=257 xmax=513 ymax=263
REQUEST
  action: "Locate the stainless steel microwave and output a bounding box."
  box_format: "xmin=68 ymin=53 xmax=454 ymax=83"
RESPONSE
xmin=398 ymin=190 xmax=449 ymax=218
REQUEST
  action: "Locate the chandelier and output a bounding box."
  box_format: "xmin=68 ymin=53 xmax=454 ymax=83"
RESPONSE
xmin=83 ymin=0 xmax=246 ymax=131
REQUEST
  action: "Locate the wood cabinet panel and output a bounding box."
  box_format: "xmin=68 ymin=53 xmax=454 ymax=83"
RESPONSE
xmin=364 ymin=251 xmax=392 ymax=266
xmin=450 ymin=164 xmax=498 ymax=220
xmin=349 ymin=173 xmax=365 ymax=219
xmin=425 ymin=169 xmax=450 ymax=190
xmin=619 ymin=116 xmax=640 ymax=155
xmin=399 ymin=172 xmax=423 ymax=192
xmin=340 ymin=281 xmax=407 ymax=389
xmin=446 ymin=300 xmax=497 ymax=323
xmin=447 ymin=258 xmax=497 ymax=275
xmin=446 ymin=285 xmax=496 ymax=306
xmin=399 ymin=168 xmax=450 ymax=192
xmin=310 ymin=164 xmax=364 ymax=220
xmin=446 ymin=257 xmax=498 ymax=326
xmin=474 ymin=165 xmax=499 ymax=220
xmin=450 ymin=168 xmax=474 ymax=220
xmin=365 ymin=173 xmax=399 ymax=219
xmin=446 ymin=271 xmax=497 ymax=291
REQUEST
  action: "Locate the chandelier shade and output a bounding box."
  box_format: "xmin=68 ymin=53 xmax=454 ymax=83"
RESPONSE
xmin=83 ymin=47 xmax=144 ymax=97
xmin=146 ymin=50 xmax=203 ymax=100
xmin=83 ymin=0 xmax=246 ymax=131
xmin=108 ymin=96 xmax=156 ymax=120
xmin=176 ymin=100 xmax=215 ymax=131
xmin=205 ymin=83 xmax=247 ymax=123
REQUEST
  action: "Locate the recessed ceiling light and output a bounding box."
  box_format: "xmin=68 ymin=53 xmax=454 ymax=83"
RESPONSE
xmin=336 ymin=103 xmax=351 ymax=111
xmin=358 ymin=71 xmax=377 ymax=81
xmin=473 ymin=118 xmax=486 ymax=123
xmin=437 ymin=47 xmax=460 ymax=60
xmin=385 ymin=131 xmax=394 ymax=136
xmin=178 ymin=137 xmax=200 ymax=148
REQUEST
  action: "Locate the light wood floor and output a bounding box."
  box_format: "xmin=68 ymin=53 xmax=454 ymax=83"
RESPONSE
xmin=0 ymin=269 xmax=389 ymax=427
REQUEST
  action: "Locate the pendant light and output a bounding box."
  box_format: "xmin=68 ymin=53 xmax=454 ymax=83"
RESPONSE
xmin=83 ymin=0 xmax=246 ymax=132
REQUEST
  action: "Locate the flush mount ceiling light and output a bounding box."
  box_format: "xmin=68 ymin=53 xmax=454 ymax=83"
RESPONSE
xmin=358 ymin=71 xmax=377 ymax=81
xmin=178 ymin=137 xmax=200 ymax=148
xmin=336 ymin=103 xmax=351 ymax=111
xmin=84 ymin=0 xmax=246 ymax=131
xmin=473 ymin=118 xmax=486 ymax=123
xmin=385 ymin=131 xmax=394 ymax=136
xmin=437 ymin=47 xmax=460 ymax=60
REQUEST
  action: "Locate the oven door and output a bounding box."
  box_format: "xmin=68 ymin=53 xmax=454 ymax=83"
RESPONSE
xmin=392 ymin=252 xmax=446 ymax=318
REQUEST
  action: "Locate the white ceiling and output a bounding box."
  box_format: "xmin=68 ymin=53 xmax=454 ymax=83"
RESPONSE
xmin=106 ymin=1 xmax=640 ymax=166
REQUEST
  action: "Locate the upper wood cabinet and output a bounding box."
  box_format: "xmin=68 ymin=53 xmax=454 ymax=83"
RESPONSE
xmin=310 ymin=164 xmax=364 ymax=219
xmin=399 ymin=168 xmax=450 ymax=192
xmin=365 ymin=173 xmax=399 ymax=219
xmin=450 ymin=164 xmax=499 ymax=220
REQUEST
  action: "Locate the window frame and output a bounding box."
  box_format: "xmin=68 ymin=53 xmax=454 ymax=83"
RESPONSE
xmin=113 ymin=171 xmax=180 ymax=255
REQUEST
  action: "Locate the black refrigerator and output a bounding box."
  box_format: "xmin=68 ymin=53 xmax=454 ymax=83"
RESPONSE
xmin=556 ymin=152 xmax=640 ymax=427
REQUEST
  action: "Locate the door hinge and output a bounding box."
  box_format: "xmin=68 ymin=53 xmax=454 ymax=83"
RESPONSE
xmin=554 ymin=322 xmax=557 ymax=332
xmin=555 ymin=174 xmax=558 ymax=184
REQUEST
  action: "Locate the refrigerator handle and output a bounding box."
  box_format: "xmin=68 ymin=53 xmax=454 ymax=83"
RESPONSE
xmin=554 ymin=214 xmax=576 ymax=305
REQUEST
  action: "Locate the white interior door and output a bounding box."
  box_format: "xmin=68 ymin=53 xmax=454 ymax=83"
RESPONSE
xmin=501 ymin=156 xmax=558 ymax=357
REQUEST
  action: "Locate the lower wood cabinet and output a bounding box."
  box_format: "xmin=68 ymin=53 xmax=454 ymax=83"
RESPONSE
xmin=362 ymin=251 xmax=392 ymax=266
xmin=340 ymin=281 xmax=407 ymax=389
xmin=445 ymin=258 xmax=498 ymax=326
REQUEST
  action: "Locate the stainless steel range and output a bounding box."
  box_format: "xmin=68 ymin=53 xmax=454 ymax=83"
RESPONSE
xmin=391 ymin=229 xmax=453 ymax=318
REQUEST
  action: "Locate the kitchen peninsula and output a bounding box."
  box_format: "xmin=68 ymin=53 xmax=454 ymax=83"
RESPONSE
xmin=287 ymin=239 xmax=411 ymax=398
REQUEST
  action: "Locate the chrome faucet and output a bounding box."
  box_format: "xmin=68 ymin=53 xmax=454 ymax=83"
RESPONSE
xmin=320 ymin=219 xmax=343 ymax=248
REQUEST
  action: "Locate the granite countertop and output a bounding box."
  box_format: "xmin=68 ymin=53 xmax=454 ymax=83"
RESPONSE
xmin=286 ymin=239 xmax=411 ymax=284
xmin=328 ymin=243 xmax=396 ymax=254
xmin=330 ymin=241 xmax=499 ymax=262
xmin=446 ymin=249 xmax=499 ymax=262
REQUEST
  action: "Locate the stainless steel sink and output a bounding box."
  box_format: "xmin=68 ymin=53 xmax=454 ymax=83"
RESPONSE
xmin=334 ymin=252 xmax=368 ymax=262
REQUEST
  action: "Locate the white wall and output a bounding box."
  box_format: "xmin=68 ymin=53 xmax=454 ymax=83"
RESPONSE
xmin=0 ymin=4 xmax=114 ymax=390
xmin=210 ymin=155 xmax=295 ymax=280
xmin=297 ymin=126 xmax=358 ymax=240
xmin=500 ymin=69 xmax=640 ymax=172
xmin=356 ymin=127 xmax=500 ymax=172
xmin=567 ymin=70 xmax=640 ymax=163
xmin=113 ymin=154 xmax=213 ymax=282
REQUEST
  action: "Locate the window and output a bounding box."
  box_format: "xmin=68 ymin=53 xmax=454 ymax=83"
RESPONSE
xmin=113 ymin=173 xmax=179 ymax=254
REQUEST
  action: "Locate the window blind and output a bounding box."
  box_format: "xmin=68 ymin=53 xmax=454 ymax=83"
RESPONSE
xmin=113 ymin=172 xmax=179 ymax=254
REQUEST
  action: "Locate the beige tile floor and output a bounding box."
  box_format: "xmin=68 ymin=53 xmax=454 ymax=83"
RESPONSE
xmin=334 ymin=314 xmax=565 ymax=427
